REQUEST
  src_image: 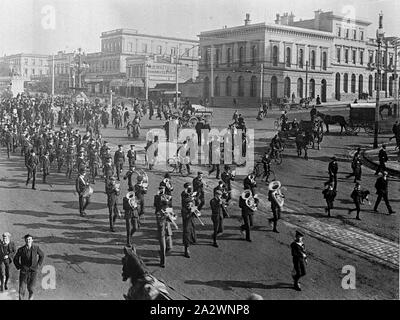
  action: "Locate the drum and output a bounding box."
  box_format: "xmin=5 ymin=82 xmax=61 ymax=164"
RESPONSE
xmin=82 ymin=186 xmax=93 ymax=198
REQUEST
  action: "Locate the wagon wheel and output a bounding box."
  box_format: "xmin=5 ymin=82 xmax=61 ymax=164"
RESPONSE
xmin=189 ymin=116 xmax=198 ymax=128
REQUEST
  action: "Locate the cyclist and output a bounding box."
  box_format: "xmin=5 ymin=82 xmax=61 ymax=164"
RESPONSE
xmin=270 ymin=134 xmax=282 ymax=159
xmin=280 ymin=111 xmax=288 ymax=131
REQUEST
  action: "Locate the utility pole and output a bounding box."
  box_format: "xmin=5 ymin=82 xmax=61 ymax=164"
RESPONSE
xmin=394 ymin=41 xmax=399 ymax=118
xmin=210 ymin=46 xmax=214 ymax=107
xmin=51 ymin=54 xmax=55 ymax=96
xmin=175 ymin=45 xmax=179 ymax=108
xmin=305 ymin=61 xmax=309 ymax=99
xmin=145 ymin=62 xmax=149 ymax=101
xmin=260 ymin=63 xmax=264 ymax=104
xmin=374 ymin=12 xmax=385 ymax=149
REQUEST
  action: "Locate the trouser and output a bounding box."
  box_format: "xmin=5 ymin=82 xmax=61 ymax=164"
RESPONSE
xmin=19 ymin=270 xmax=37 ymax=300
xmin=211 ymin=215 xmax=223 ymax=244
xmin=349 ymin=200 xmax=361 ymax=218
xmin=178 ymin=163 xmax=191 ymax=174
xmin=375 ymin=161 xmax=387 ymax=174
xmin=115 ymin=163 xmax=123 ymax=180
xmin=158 ymin=225 xmax=172 ymax=265
xmin=270 ymin=205 xmax=281 ymax=230
xmin=195 ymin=196 xmax=205 ymax=211
xmin=292 ymin=258 xmax=306 ymax=286
xmin=26 ymin=168 xmax=37 ymax=188
xmin=108 ymin=202 xmax=119 ymax=230
xmin=42 ymin=167 xmax=49 ymax=183
xmin=90 ymin=165 xmax=98 ymax=182
xmin=240 ymin=213 xmax=253 ymax=240
xmin=125 ymin=216 xmax=139 ymax=246
xmin=79 ymin=195 xmax=90 ymax=214
xmin=0 ymin=260 xmax=10 ymax=289
xmin=263 ymin=164 xmax=271 ymax=181
xmin=374 ymin=193 xmax=393 ymax=213
xmin=325 ymin=200 xmax=334 ymax=216
xmin=354 ymin=168 xmax=362 ymax=182
xmin=6 ymin=142 xmax=11 ymax=158
xmin=209 ymin=164 xmax=220 ymax=178
xmin=66 ymin=164 xmax=73 ymax=179
xmin=329 ymin=174 xmax=337 ymax=190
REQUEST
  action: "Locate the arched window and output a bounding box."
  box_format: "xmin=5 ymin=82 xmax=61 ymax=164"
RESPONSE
xmin=343 ymin=73 xmax=348 ymax=93
xmin=284 ymin=77 xmax=291 ymax=97
xmin=215 ymin=49 xmax=220 ymax=67
xmin=297 ymin=78 xmax=303 ymax=98
xmin=299 ymin=49 xmax=304 ymax=68
xmin=271 ymin=76 xmax=278 ymax=102
xmin=238 ymin=76 xmax=244 ymax=96
xmin=157 ymin=45 xmax=162 ymax=54
xmin=382 ymin=73 xmax=387 ymax=91
xmin=368 ymin=74 xmax=373 ymax=96
xmin=239 ymin=47 xmax=244 ymax=66
xmin=226 ymin=76 xmax=232 ymax=96
xmin=251 ymin=46 xmax=257 ymax=66
xmin=375 ymin=73 xmax=378 ymax=90
xmin=359 ymin=74 xmax=363 ymax=97
xmin=204 ymin=48 xmax=209 ymax=65
xmin=309 ymin=79 xmax=315 ymax=98
xmin=351 ymin=74 xmax=356 ymax=93
xmin=227 ymin=48 xmax=232 ymax=67
xmin=335 ymin=73 xmax=341 ymax=101
xmin=389 ymin=76 xmax=393 ymax=96
xmin=311 ymin=50 xmax=316 ymax=69
xmin=272 ymin=46 xmax=278 ymax=66
xmin=322 ymin=52 xmax=327 ymax=70
xmin=250 ymin=76 xmax=257 ymax=97
xmin=214 ymin=76 xmax=220 ymax=96
xmin=286 ymin=47 xmax=291 ymax=67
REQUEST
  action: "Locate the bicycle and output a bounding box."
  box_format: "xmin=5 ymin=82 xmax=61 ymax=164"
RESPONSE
xmin=270 ymin=148 xmax=283 ymax=165
xmin=167 ymin=155 xmax=190 ymax=177
xmin=254 ymin=161 xmax=275 ymax=182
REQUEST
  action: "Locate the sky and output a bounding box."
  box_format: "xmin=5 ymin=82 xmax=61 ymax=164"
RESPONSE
xmin=0 ymin=0 xmax=399 ymax=56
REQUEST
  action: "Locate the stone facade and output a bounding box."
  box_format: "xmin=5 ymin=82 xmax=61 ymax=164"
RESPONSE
xmin=198 ymin=11 xmax=399 ymax=107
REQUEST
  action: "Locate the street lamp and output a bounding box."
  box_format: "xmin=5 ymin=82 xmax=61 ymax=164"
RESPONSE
xmin=374 ymin=12 xmax=385 ymax=149
xmin=305 ymin=61 xmax=309 ymax=99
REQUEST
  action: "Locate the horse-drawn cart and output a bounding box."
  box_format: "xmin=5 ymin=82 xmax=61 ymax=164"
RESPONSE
xmin=345 ymin=103 xmax=376 ymax=135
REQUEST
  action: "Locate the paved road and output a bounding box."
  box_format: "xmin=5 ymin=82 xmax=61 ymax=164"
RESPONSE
xmin=0 ymin=106 xmax=398 ymax=300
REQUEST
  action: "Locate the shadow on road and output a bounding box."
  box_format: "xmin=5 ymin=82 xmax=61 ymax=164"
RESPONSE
xmin=184 ymin=279 xmax=294 ymax=291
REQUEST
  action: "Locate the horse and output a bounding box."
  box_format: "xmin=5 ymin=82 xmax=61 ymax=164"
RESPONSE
xmin=122 ymin=246 xmax=172 ymax=300
xmin=310 ymin=119 xmax=324 ymax=150
xmin=295 ymin=131 xmax=313 ymax=160
xmin=316 ymin=111 xmax=347 ymax=134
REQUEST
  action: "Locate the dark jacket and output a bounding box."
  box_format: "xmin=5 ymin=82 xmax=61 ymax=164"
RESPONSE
xmin=13 ymin=245 xmax=44 ymax=272
xmin=210 ymin=198 xmax=223 ymax=218
xmin=291 ymin=241 xmax=306 ymax=260
xmin=378 ymin=149 xmax=388 ymax=163
xmin=0 ymin=241 xmax=16 ymax=263
xmin=328 ymin=161 xmax=338 ymax=175
xmin=375 ymin=177 xmax=389 ymax=195
xmin=323 ymin=188 xmax=337 ymax=202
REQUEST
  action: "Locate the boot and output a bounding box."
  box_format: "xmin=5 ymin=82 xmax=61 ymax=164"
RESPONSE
xmin=184 ymin=246 xmax=190 ymax=258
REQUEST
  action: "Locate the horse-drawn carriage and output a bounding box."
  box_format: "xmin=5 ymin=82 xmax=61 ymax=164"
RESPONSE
xmin=345 ymin=103 xmax=376 ymax=135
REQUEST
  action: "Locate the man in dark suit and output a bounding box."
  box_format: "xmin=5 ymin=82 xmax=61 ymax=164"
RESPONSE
xmin=328 ymin=156 xmax=338 ymax=190
xmin=375 ymin=144 xmax=388 ymax=175
xmin=114 ymin=144 xmax=125 ymax=181
xmin=0 ymin=232 xmax=16 ymax=291
xmin=291 ymin=231 xmax=307 ymax=291
xmin=76 ymin=168 xmax=91 ymax=216
xmin=373 ymin=171 xmax=395 ymax=214
xmin=210 ymin=190 xmax=224 ymax=248
xmin=193 ymin=172 xmax=205 ymax=211
xmin=13 ymin=234 xmax=45 ymax=300
xmin=26 ymin=149 xmax=39 ymax=190
xmin=127 ymin=145 xmax=136 ymax=168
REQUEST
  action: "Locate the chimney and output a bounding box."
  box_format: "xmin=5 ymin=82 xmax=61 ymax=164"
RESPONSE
xmin=314 ymin=9 xmax=322 ymax=30
xmin=275 ymin=13 xmax=281 ymax=24
xmin=288 ymin=12 xmax=295 ymax=25
xmin=244 ymin=13 xmax=251 ymax=25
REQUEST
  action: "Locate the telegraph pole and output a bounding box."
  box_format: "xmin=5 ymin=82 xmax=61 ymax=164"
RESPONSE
xmin=210 ymin=46 xmax=214 ymax=107
xmin=260 ymin=63 xmax=264 ymax=104
xmin=374 ymin=12 xmax=385 ymax=149
xmin=51 ymin=54 xmax=55 ymax=96
xmin=175 ymin=45 xmax=179 ymax=107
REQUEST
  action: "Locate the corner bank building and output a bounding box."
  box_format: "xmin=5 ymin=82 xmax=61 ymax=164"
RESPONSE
xmin=199 ymin=11 xmax=399 ymax=107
